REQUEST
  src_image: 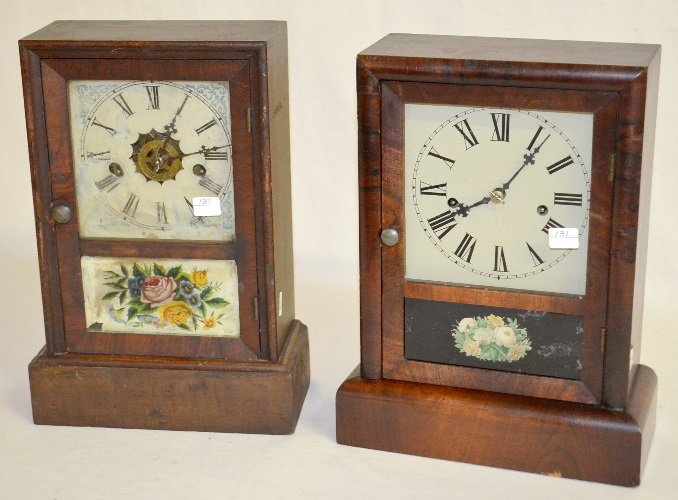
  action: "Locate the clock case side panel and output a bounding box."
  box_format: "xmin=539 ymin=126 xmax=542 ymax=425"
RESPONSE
xmin=605 ymin=49 xmax=661 ymax=409
xmin=257 ymin=23 xmax=296 ymax=360
xmin=380 ymin=81 xmax=617 ymax=404
xmin=19 ymin=44 xmax=66 ymax=354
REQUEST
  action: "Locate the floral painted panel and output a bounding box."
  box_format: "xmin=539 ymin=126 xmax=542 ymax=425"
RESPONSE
xmin=81 ymin=256 xmax=240 ymax=337
xmin=405 ymin=298 xmax=583 ymax=380
xmin=452 ymin=315 xmax=532 ymax=363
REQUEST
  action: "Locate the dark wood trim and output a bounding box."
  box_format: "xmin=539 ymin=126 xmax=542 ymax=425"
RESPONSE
xmin=404 ymin=282 xmax=585 ymax=315
xmin=42 ymin=57 xmax=251 ymax=81
xmin=79 ymin=240 xmax=237 ymax=261
xmin=385 ymin=356 xmax=598 ymax=404
xmin=250 ymin=41 xmax=275 ymax=361
xmin=20 ymin=47 xmax=66 ymax=353
xmin=357 ymin=60 xmax=383 ymax=380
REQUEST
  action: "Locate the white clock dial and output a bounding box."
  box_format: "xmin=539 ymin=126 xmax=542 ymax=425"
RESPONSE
xmin=69 ymin=80 xmax=235 ymax=242
xmin=405 ymin=105 xmax=593 ymax=295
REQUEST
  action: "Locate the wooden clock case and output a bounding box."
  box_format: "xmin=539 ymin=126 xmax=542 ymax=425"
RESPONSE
xmin=336 ymin=34 xmax=660 ymax=485
xmin=20 ymin=21 xmax=309 ymax=434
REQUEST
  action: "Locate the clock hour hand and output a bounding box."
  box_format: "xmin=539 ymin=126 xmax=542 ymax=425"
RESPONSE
xmin=449 ymin=195 xmax=492 ymax=218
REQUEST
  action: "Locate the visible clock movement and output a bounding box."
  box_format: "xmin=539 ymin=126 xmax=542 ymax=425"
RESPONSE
xmin=336 ymin=34 xmax=660 ymax=486
xmin=20 ymin=21 xmax=309 ymax=434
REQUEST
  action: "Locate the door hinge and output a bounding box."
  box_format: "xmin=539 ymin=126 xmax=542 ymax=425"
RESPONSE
xmin=600 ymin=327 xmax=607 ymax=354
xmin=247 ymin=106 xmax=252 ymax=134
xmin=253 ymin=296 xmax=259 ymax=321
xmin=608 ymin=154 xmax=616 ymax=182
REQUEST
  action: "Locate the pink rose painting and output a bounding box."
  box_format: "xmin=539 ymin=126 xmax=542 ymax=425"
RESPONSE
xmin=98 ymin=260 xmax=231 ymax=333
xmin=140 ymin=275 xmax=175 ymax=307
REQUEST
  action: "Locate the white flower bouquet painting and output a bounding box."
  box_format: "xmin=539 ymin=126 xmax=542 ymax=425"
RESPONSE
xmin=452 ymin=314 xmax=532 ymax=363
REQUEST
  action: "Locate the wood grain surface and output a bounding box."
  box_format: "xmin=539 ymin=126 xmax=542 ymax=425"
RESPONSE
xmin=337 ymin=363 xmax=657 ymax=486
xmin=29 ymin=320 xmax=310 ymax=434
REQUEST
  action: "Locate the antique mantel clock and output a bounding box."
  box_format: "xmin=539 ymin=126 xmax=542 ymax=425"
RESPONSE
xmin=20 ymin=21 xmax=309 ymax=434
xmin=336 ymin=34 xmax=660 ymax=486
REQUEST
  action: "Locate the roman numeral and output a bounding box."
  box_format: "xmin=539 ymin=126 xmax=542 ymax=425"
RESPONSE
xmin=427 ymin=211 xmax=457 ymax=239
xmin=454 ymin=233 xmax=477 ymax=263
xmin=204 ymin=151 xmax=229 ymax=161
xmin=94 ymin=174 xmax=120 ymax=192
xmin=494 ymin=246 xmax=508 ymax=272
xmin=112 ymin=94 xmax=134 ymax=117
xmin=145 ymin=85 xmax=160 ymax=109
xmin=199 ymin=177 xmax=223 ymax=196
xmin=453 ymin=119 xmax=479 ymax=149
xmin=491 ymin=113 xmax=510 ymax=142
xmin=122 ymin=193 xmax=140 ymax=218
xmin=195 ymin=118 xmax=217 ymax=135
xmin=526 ymin=242 xmax=545 ymax=266
xmin=156 ymin=202 xmax=168 ymax=224
xmin=91 ymin=117 xmax=115 ymax=135
xmin=554 ymin=192 xmax=583 ymax=206
xmin=427 ymin=147 xmax=455 ymax=169
xmin=546 ymin=156 xmax=574 ymax=175
xmin=541 ymin=217 xmax=564 ymax=234
xmin=87 ymin=150 xmax=110 ymax=161
xmin=527 ymin=126 xmax=548 ymax=151
xmin=419 ymin=181 xmax=447 ymax=197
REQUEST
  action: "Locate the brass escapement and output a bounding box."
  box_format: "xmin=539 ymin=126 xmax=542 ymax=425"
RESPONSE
xmin=130 ymin=129 xmax=184 ymax=184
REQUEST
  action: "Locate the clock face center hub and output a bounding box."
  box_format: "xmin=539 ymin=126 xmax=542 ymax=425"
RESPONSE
xmin=131 ymin=130 xmax=184 ymax=183
xmin=489 ymin=188 xmax=506 ymax=204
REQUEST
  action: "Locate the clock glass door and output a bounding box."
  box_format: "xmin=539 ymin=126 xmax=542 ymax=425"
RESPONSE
xmin=41 ymin=58 xmax=262 ymax=360
xmin=380 ymin=81 xmax=618 ymax=403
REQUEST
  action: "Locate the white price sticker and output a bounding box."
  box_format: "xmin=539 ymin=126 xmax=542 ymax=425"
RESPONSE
xmin=192 ymin=197 xmax=221 ymax=217
xmin=548 ymin=227 xmax=579 ymax=249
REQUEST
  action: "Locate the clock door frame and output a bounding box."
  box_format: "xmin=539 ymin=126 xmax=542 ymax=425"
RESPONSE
xmin=35 ymin=56 xmax=267 ymax=361
xmin=379 ymin=81 xmax=617 ymax=404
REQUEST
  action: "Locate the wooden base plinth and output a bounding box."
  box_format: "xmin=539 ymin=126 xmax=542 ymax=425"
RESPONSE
xmin=29 ymin=321 xmax=310 ymax=434
xmin=336 ymin=364 xmax=656 ymax=486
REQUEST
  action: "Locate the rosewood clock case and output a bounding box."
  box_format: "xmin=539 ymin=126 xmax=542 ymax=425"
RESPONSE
xmin=336 ymin=34 xmax=660 ymax=486
xmin=20 ymin=21 xmax=309 ymax=434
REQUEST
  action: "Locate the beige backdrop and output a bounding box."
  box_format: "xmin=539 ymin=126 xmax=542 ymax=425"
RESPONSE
xmin=1 ymin=1 xmax=676 ymax=498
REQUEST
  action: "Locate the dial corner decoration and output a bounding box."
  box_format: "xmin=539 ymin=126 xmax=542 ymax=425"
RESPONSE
xmin=68 ymin=80 xmax=236 ymax=242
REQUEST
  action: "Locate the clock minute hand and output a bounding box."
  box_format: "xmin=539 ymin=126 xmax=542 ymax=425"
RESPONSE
xmin=501 ymin=133 xmax=551 ymax=192
xmin=167 ymin=144 xmax=229 ymax=162
xmin=155 ymin=96 xmax=192 ymax=169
